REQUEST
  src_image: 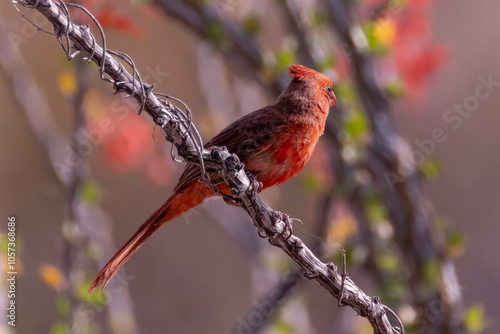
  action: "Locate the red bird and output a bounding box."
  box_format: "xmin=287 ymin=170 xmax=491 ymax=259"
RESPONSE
xmin=90 ymin=64 xmax=336 ymax=292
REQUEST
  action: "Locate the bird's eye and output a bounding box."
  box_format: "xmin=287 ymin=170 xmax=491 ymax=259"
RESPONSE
xmin=326 ymin=86 xmax=332 ymax=93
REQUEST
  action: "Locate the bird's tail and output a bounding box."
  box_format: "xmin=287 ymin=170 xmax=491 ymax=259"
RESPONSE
xmin=89 ymin=182 xmax=211 ymax=293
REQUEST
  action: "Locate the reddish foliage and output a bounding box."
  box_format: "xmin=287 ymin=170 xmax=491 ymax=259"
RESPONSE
xmin=100 ymin=114 xmax=152 ymax=170
xmin=398 ymin=46 xmax=445 ymax=97
xmin=95 ymin=7 xmax=143 ymax=39
xmin=75 ymin=2 xmax=144 ymax=39
xmin=358 ymin=0 xmax=446 ymax=101
xmin=394 ymin=0 xmax=447 ymax=99
xmin=85 ymin=96 xmax=172 ymax=185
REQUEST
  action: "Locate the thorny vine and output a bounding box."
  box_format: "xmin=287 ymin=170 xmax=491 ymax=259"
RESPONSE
xmin=13 ymin=0 xmax=405 ymax=332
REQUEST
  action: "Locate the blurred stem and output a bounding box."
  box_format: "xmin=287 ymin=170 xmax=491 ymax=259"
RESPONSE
xmin=61 ymin=60 xmax=89 ymax=331
xmin=0 ymin=18 xmax=137 ymax=334
xmin=325 ymin=0 xmax=464 ymax=332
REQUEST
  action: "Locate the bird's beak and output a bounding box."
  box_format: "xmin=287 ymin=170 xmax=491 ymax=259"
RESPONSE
xmin=329 ymin=90 xmax=337 ymax=107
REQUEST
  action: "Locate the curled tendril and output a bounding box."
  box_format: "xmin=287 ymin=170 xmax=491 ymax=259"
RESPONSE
xmin=64 ymin=2 xmax=107 ymax=81
xmin=13 ymin=0 xmax=56 ymax=36
xmin=155 ymin=93 xmax=207 ymax=185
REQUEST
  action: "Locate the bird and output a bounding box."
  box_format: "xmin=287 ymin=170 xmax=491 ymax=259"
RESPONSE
xmin=89 ymin=64 xmax=336 ymax=292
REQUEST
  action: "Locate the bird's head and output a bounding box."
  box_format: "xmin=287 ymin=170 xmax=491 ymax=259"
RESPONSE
xmin=276 ymin=64 xmax=337 ymax=114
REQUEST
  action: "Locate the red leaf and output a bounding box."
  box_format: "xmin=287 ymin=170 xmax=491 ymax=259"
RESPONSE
xmin=393 ymin=0 xmax=447 ymax=99
xmin=96 ymin=8 xmax=143 ymax=39
xmin=102 ymin=116 xmax=153 ymax=170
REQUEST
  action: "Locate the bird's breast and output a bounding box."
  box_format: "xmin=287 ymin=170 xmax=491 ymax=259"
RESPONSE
xmin=245 ymin=121 xmax=322 ymax=189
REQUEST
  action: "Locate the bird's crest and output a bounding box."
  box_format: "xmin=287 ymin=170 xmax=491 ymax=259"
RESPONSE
xmin=289 ymin=64 xmax=319 ymax=80
xmin=288 ymin=64 xmax=332 ymax=91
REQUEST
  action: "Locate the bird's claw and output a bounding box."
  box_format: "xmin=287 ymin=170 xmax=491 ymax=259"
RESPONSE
xmin=257 ymin=230 xmax=268 ymax=238
xmin=245 ymin=172 xmax=263 ymax=194
xmin=273 ymin=211 xmax=293 ymax=239
xmin=222 ymin=195 xmax=240 ymax=207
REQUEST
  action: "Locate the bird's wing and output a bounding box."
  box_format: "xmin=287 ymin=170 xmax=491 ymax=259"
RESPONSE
xmin=174 ymin=106 xmax=286 ymax=191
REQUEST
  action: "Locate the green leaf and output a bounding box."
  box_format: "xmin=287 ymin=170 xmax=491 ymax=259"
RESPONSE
xmin=0 ymin=233 xmax=7 ymax=254
xmin=447 ymin=230 xmax=466 ymax=257
xmin=364 ymin=195 xmax=388 ymax=223
xmin=363 ymin=22 xmax=390 ymax=56
xmin=207 ymin=23 xmax=225 ymax=47
xmin=422 ymin=260 xmax=441 ymax=285
xmin=344 ymin=110 xmax=369 ymax=141
xmin=76 ymin=280 xmax=107 ymax=305
xmin=377 ymin=254 xmax=398 ymax=272
xmin=318 ymin=56 xmax=334 ymax=72
xmin=335 ymin=83 xmax=357 ymax=104
xmin=188 ymin=0 xmax=211 ymax=7
xmin=389 ymin=0 xmax=409 ymax=9
xmin=271 ymin=315 xmax=294 ymax=334
xmin=301 ymin=172 xmax=319 ymax=192
xmin=464 ymin=304 xmax=486 ymax=333
xmin=50 ymin=322 xmax=68 ymax=334
xmin=419 ymin=159 xmax=443 ymax=179
xmin=80 ymin=180 xmax=102 ymax=204
xmin=385 ymin=78 xmax=405 ymax=98
xmin=56 ymin=296 xmax=71 ymax=317
xmin=310 ymin=9 xmax=328 ymax=26
xmin=242 ymin=15 xmax=261 ymax=36
xmin=276 ymin=50 xmax=297 ymax=72
xmin=381 ymin=279 xmax=407 ymax=301
xmin=448 ymin=231 xmax=465 ymax=248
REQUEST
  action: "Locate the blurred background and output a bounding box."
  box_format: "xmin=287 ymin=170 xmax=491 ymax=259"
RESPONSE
xmin=0 ymin=0 xmax=498 ymax=333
